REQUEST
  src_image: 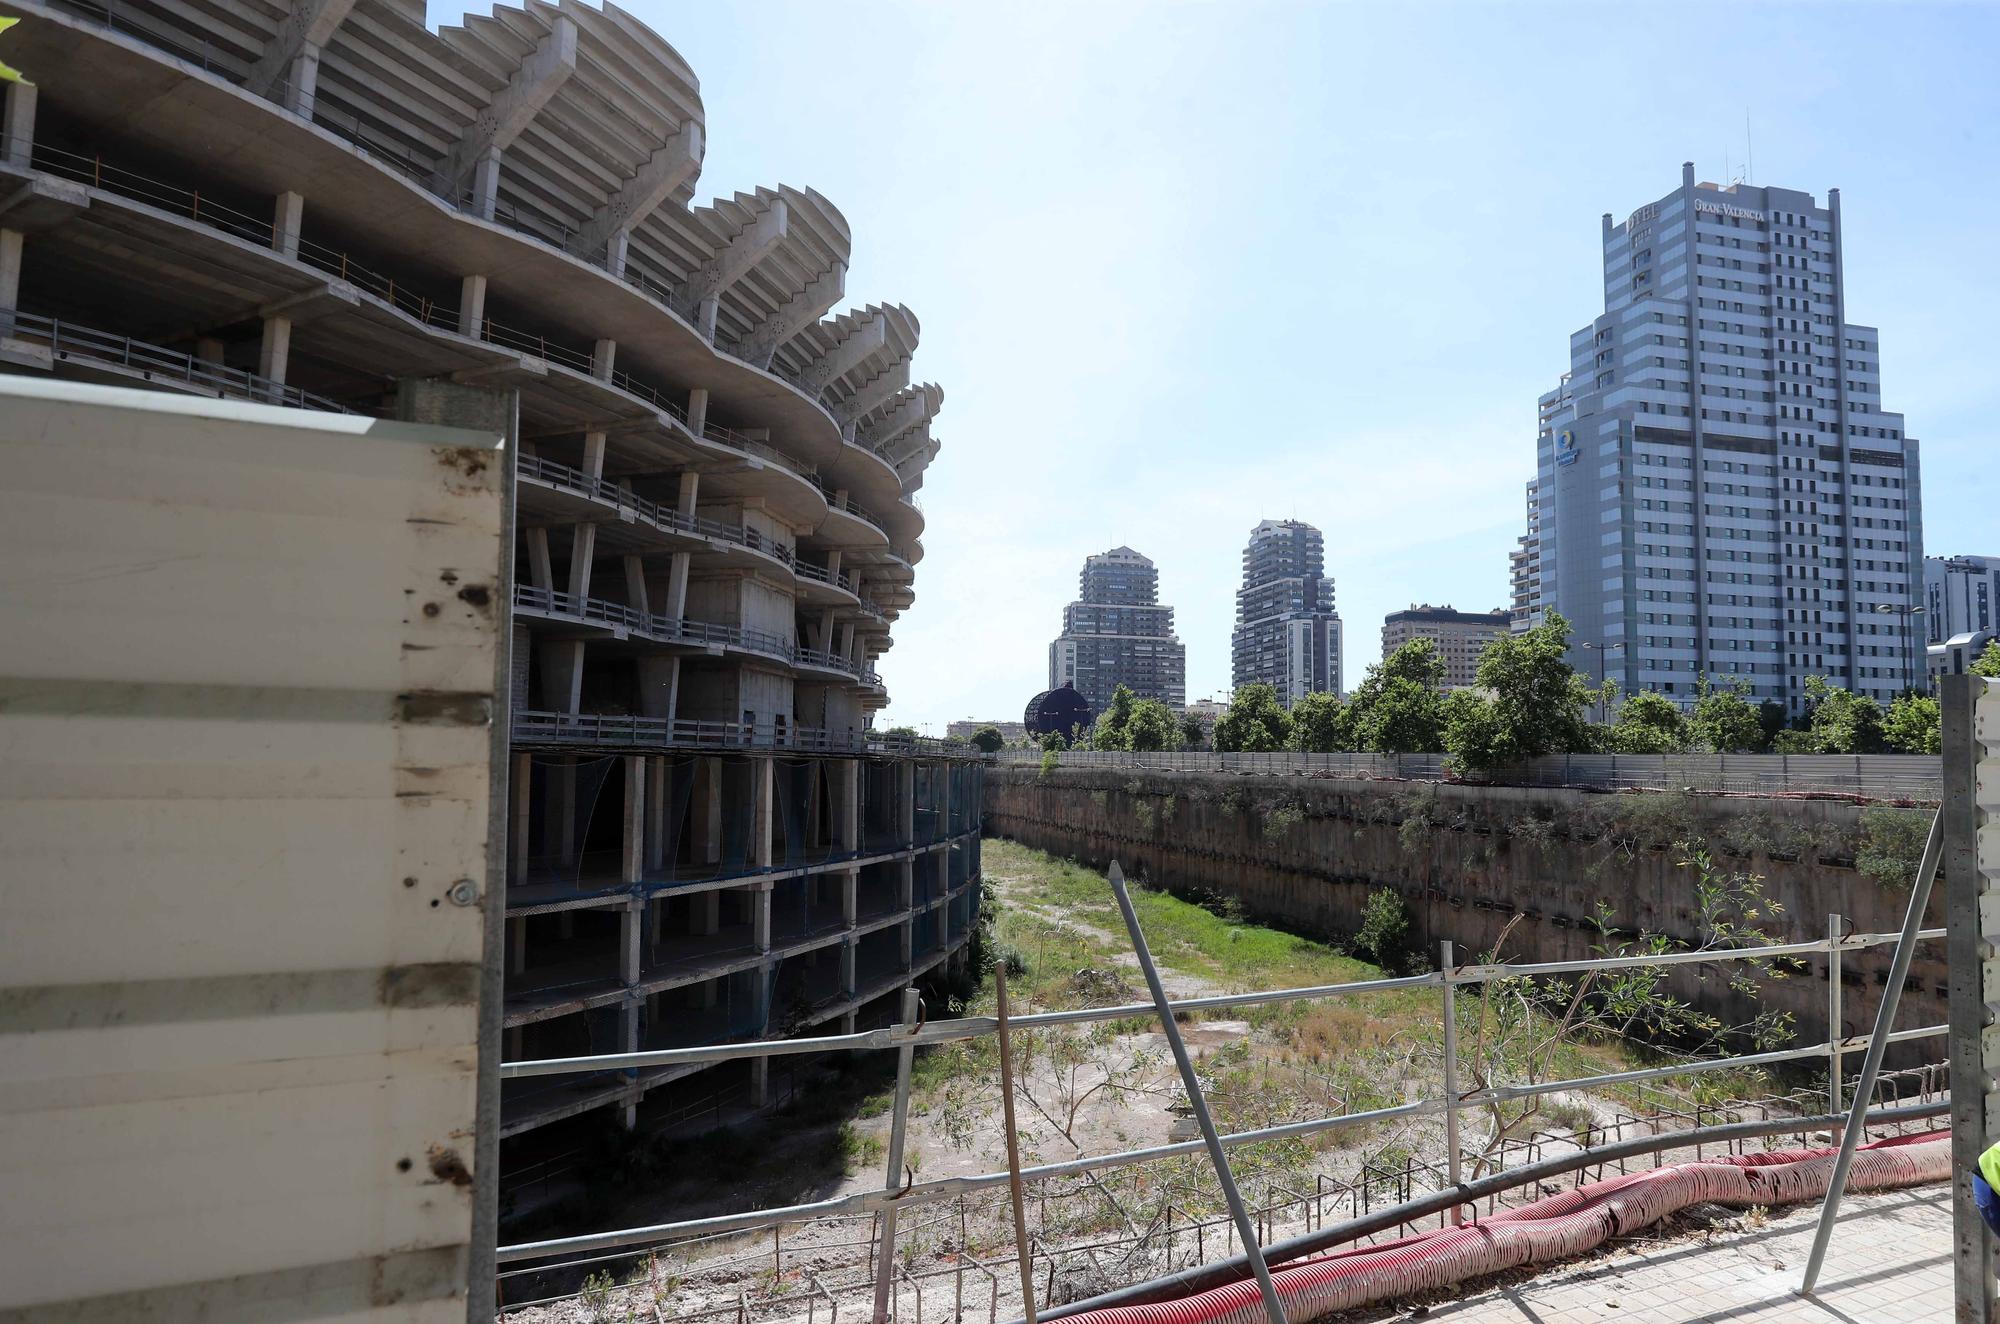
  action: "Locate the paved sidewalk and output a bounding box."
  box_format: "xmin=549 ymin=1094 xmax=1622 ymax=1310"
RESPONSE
xmin=1421 ymin=1186 xmax=1952 ymax=1324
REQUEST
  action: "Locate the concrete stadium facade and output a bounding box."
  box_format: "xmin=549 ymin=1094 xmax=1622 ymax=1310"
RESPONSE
xmin=0 ymin=0 xmax=981 ymax=1162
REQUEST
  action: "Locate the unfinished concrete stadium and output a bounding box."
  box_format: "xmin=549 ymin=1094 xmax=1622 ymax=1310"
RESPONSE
xmin=0 ymin=0 xmax=981 ymax=1166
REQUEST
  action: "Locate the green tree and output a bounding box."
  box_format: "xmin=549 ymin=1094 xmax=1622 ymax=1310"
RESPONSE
xmin=1288 ymin=689 xmax=1349 ymax=753
xmin=1125 ymin=698 xmax=1182 ymax=752
xmin=1090 ymin=685 xmax=1138 ymax=751
xmin=1882 ymin=692 xmax=1942 ymax=754
xmin=968 ymin=725 xmax=1004 ymax=754
xmin=1212 ymin=683 xmax=1292 ymax=752
xmin=1606 ymin=690 xmax=1691 ymax=754
xmin=1442 ymin=611 xmax=1599 ymax=770
xmin=1973 ymin=641 xmax=2000 ymax=678
xmin=1798 ymin=675 xmax=1885 ymax=754
xmin=1039 ymin=730 xmax=1068 ymax=753
xmin=1689 ymin=676 xmax=1766 ymax=753
xmin=1178 ymin=712 xmax=1208 ymax=750
xmin=1344 ymin=638 xmax=1447 ymax=753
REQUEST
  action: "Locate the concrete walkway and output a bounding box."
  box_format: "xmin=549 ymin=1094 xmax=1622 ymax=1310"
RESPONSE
xmin=1421 ymin=1186 xmax=1952 ymax=1324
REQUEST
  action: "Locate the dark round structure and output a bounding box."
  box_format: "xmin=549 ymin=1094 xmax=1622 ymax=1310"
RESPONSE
xmin=1024 ymin=684 xmax=1094 ymax=739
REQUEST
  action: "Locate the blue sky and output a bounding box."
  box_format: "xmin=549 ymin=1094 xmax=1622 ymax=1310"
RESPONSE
xmin=446 ymin=1 xmax=2000 ymax=733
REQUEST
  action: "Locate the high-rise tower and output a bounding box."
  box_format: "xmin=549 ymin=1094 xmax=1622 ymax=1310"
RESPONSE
xmin=1522 ymin=164 xmax=1923 ymax=712
xmin=1231 ymin=519 xmax=1342 ymax=702
xmin=1049 ymin=547 xmax=1187 ymax=710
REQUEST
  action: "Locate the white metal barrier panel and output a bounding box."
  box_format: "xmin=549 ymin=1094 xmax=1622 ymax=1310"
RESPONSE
xmin=0 ymin=379 xmax=509 ymax=1321
xmin=1947 ymin=674 xmax=2000 ymax=1322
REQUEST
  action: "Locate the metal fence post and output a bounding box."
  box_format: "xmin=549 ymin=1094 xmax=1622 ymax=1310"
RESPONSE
xmin=1799 ymin=809 xmax=1943 ymax=1296
xmin=871 ymin=988 xmax=922 ymax=1324
xmin=1441 ymin=940 xmax=1463 ymax=1225
xmin=1826 ymin=913 xmax=1843 ymax=1127
xmin=1106 ymin=861 xmax=1287 ymax=1324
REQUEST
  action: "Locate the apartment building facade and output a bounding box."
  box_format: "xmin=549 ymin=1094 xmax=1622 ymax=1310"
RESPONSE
xmin=1518 ymin=164 xmax=1923 ymax=713
xmin=1232 ymin=519 xmax=1342 ymax=701
xmin=1381 ymin=605 xmax=1511 ymax=689
xmin=1048 ymin=547 xmax=1187 ymax=710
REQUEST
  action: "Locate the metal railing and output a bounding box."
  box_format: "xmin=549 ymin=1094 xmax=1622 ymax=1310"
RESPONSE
xmin=495 ymin=914 xmax=1946 ymax=1266
xmin=512 ymin=585 xmax=869 ymax=679
xmin=4 ymin=310 xmax=353 ymax=413
xmin=999 ymin=748 xmax=1943 ymax=801
xmin=511 ymin=710 xmax=970 ymax=759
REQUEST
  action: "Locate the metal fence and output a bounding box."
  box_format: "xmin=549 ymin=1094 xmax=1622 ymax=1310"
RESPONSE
xmin=493 ymin=915 xmax=1946 ymax=1274
xmin=996 ymin=748 xmax=1942 ymax=801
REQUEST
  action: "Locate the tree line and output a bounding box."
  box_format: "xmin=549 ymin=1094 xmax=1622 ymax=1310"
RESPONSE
xmin=1008 ymin=616 xmax=1997 ymax=769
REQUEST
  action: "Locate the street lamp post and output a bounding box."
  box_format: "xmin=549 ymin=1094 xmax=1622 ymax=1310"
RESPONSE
xmin=1582 ymin=641 xmax=1626 ymax=722
xmin=1872 ymin=603 xmax=1927 ymax=693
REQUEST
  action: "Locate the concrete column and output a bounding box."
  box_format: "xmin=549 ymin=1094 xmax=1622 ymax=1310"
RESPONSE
xmin=842 ymin=868 xmax=858 ymax=927
xmin=663 ymin=551 xmax=691 ymax=625
xmin=622 ymin=755 xmax=645 ymax=883
xmin=459 ymin=274 xmax=488 ymax=339
xmin=694 ymin=974 xmax=716 ymax=1009
xmin=606 ymin=227 xmax=630 ymax=279
xmin=282 ymin=45 xmax=321 ymax=115
xmin=565 ymin=523 xmax=596 ymax=602
xmin=840 ymin=939 xmax=856 ymax=996
xmin=645 ymin=755 xmax=667 ymax=872
xmin=839 ymin=623 xmax=857 ymax=663
xmin=751 ymin=756 xmax=774 ymax=870
xmin=592 ymin=338 xmax=616 ymax=381
xmin=552 ymin=758 xmax=578 ymax=864
xmin=693 ymin=890 xmax=720 ymax=936
xmin=505 ymin=1025 xmax=524 ymax=1058
xmin=195 ymin=336 xmax=226 ymax=365
xmin=623 ymin=555 xmax=650 ymax=619
xmin=510 ymin=751 xmax=532 ymax=884
xmin=507 ymin=915 xmax=527 ymax=976
xmin=749 ymin=963 xmax=771 ymax=1104
xmin=898 ymin=763 xmax=915 ymax=847
xmin=622 ymin=898 xmax=644 ymax=985
xmin=258 ymin=315 xmax=292 ymax=386
xmin=753 ymin=882 xmax=773 ymax=953
xmin=470 ymin=146 xmax=502 ymax=219
xmin=826 ymin=549 xmax=843 ymax=580
xmin=581 ymin=430 xmax=607 ymax=481
xmin=676 ymin=471 xmax=701 ymax=519
xmin=838 ymin=761 xmax=859 ymax=851
xmin=697 ymin=294 xmax=720 ymax=342
xmin=841 ymin=1011 xmax=857 ymax=1036
xmin=524 ymin=527 xmax=553 ymax=592
xmin=2 ymin=81 xmax=35 ymax=167
xmin=686 ymin=388 xmax=709 ymax=437
xmin=750 ymin=1056 xmax=769 ymax=1108
xmin=538 ymin=640 xmax=584 ymax=713
xmin=0 ymin=228 xmax=20 ymax=331
xmin=272 ymin=190 xmax=303 ymax=259
xmin=692 ymin=758 xmax=722 ymax=864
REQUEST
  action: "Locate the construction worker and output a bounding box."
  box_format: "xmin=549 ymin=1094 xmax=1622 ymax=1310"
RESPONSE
xmin=1976 ymin=1140 xmax=2000 ymax=1236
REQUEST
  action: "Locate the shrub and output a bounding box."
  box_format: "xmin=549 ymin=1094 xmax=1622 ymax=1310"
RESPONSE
xmin=1354 ymin=887 xmax=1417 ymax=973
xmin=1856 ymin=806 xmax=1933 ymax=891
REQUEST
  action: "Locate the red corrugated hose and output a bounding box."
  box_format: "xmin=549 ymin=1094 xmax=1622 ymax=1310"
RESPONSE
xmin=1058 ymin=1132 xmax=1951 ymax=1324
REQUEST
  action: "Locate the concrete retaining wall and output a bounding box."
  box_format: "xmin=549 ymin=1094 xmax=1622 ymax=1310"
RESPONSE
xmin=984 ymin=766 xmax=1944 ymax=1065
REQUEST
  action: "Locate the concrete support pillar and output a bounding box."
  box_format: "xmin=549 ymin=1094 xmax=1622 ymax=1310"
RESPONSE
xmin=552 ymin=757 xmax=578 ymax=866
xmin=459 ymin=274 xmax=488 ymax=340
xmin=840 ymin=940 xmax=856 ymax=997
xmin=606 ymin=227 xmax=630 ymax=279
xmin=753 ymin=882 xmax=773 ymax=953
xmin=592 ymin=338 xmax=616 ymax=381
xmin=692 ymin=758 xmax=721 ymax=864
xmin=510 ymin=751 xmax=532 ymax=884
xmin=195 ymin=336 xmax=226 ymax=365
xmin=580 ymin=429 xmax=606 ymax=481
xmin=750 ymin=1056 xmax=769 ymax=1108
xmin=697 ymin=294 xmax=720 ymax=342
xmin=622 ymin=898 xmax=643 ymax=986
xmin=751 ymin=756 xmax=774 ymax=870
xmin=675 ymin=471 xmax=700 ymax=520
xmin=645 ymin=756 xmax=667 ymax=873
xmin=0 ymin=227 xmax=20 ymax=331
xmin=898 ymin=763 xmax=915 ymax=847
xmin=565 ymin=523 xmax=596 ymax=603
xmin=2 ymin=81 xmax=35 ymax=167
xmin=282 ymin=45 xmax=321 ymax=115
xmin=538 ymin=640 xmax=584 ymax=713
xmin=258 ymin=315 xmax=292 ymax=386
xmin=839 ymin=623 xmax=857 ymax=664
xmin=665 ymin=551 xmax=691 ymax=625
xmin=505 ymin=1025 xmax=524 ymax=1058
xmin=623 ymin=555 xmax=649 ymax=619
xmin=524 ymin=527 xmax=553 ymax=592
xmin=507 ymin=915 xmax=527 ymax=977
xmin=840 ymin=1011 xmax=857 ymax=1035
xmin=837 ymin=760 xmax=859 ymax=852
xmin=842 ymin=869 xmax=858 ymax=928
xmin=826 ymin=549 xmax=843 ymax=581
xmin=749 ymin=962 xmax=771 ymax=1105
xmin=693 ymin=890 xmax=719 ymax=937
xmin=686 ymin=388 xmax=709 ymax=437
xmin=470 ymin=146 xmax=502 ymax=219
xmin=272 ymin=190 xmax=303 ymax=260
xmin=622 ymin=755 xmax=645 ymax=883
